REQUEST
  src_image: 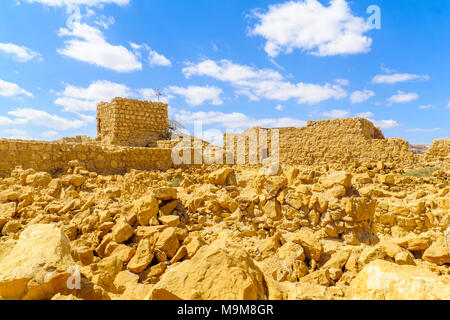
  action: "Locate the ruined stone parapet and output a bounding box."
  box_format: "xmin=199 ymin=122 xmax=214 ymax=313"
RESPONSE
xmin=224 ymin=118 xmax=414 ymax=166
xmin=0 ymin=139 xmax=172 ymax=176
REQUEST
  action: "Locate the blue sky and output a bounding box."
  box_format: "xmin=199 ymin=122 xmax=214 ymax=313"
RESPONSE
xmin=0 ymin=0 xmax=448 ymax=144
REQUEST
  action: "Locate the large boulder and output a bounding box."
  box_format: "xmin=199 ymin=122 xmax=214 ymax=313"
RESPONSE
xmin=150 ymin=240 xmax=267 ymax=300
xmin=0 ymin=224 xmax=75 ymax=300
xmin=349 ymin=260 xmax=450 ymax=300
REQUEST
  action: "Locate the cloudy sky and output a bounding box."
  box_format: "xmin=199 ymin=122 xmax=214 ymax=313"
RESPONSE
xmin=0 ymin=0 xmax=448 ymax=144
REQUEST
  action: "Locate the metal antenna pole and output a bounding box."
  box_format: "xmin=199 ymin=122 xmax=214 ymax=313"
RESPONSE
xmin=157 ymin=88 xmax=161 ymax=102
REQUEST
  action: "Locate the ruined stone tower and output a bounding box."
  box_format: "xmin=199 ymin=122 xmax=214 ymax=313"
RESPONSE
xmin=97 ymin=97 xmax=169 ymax=147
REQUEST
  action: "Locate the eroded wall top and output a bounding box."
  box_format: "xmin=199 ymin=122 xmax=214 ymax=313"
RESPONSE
xmin=223 ymin=117 xmax=413 ymax=166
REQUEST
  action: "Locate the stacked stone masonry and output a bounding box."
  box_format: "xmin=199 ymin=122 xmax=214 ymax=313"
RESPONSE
xmin=224 ymin=118 xmax=416 ymax=166
xmin=97 ymin=97 xmax=169 ymax=147
xmin=0 ymin=139 xmax=172 ymax=176
xmin=424 ymin=139 xmax=450 ymax=162
xmin=1 ymin=97 xmax=445 ymax=175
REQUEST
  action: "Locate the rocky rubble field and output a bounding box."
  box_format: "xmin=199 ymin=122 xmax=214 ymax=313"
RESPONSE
xmin=0 ymin=161 xmax=449 ymax=300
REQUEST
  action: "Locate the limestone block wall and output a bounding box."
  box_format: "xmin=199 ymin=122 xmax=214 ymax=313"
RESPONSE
xmin=97 ymin=97 xmax=169 ymax=147
xmin=0 ymin=139 xmax=172 ymax=176
xmin=224 ymin=118 xmax=415 ymax=166
xmin=424 ymin=139 xmax=450 ymax=162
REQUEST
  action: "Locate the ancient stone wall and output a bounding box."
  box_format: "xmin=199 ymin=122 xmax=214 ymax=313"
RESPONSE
xmin=224 ymin=118 xmax=415 ymax=166
xmin=0 ymin=139 xmax=172 ymax=176
xmin=97 ymin=97 xmax=169 ymax=147
xmin=424 ymin=139 xmax=450 ymax=162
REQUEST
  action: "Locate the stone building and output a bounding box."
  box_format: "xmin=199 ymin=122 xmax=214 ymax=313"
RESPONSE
xmin=97 ymin=97 xmax=169 ymax=147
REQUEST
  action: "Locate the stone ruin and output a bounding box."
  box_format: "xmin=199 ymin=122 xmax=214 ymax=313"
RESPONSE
xmin=224 ymin=118 xmax=415 ymax=167
xmin=97 ymin=97 xmax=169 ymax=147
xmin=0 ymin=98 xmax=449 ymax=301
xmin=0 ymin=97 xmax=448 ymax=176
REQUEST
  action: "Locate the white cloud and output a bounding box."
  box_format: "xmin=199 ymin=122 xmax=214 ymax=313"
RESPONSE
xmin=0 ymin=79 xmax=33 ymax=97
xmin=335 ymin=78 xmax=349 ymax=86
xmin=387 ymin=91 xmax=419 ymax=104
xmin=183 ymin=59 xmax=346 ymax=104
xmin=94 ymin=15 xmax=115 ymax=29
xmin=129 ymin=42 xmax=171 ymax=68
xmin=22 ymin=0 xmax=129 ymax=7
xmin=41 ymin=131 xmax=59 ymax=138
xmin=447 ymin=102 xmax=450 ymax=109
xmin=406 ymin=128 xmax=440 ymax=133
xmin=0 ymin=43 xmax=42 ymax=62
xmin=275 ymin=104 xmax=283 ymax=111
xmin=183 ymin=59 xmax=283 ymax=83
xmin=372 ymin=73 xmax=430 ymax=84
xmin=55 ymin=80 xmax=168 ymax=113
xmin=54 ymin=97 xmax=99 ymax=113
xmin=58 ymin=22 xmax=142 ymax=72
xmin=356 ymin=112 xmax=374 ymax=118
xmin=169 ymin=86 xmax=223 ymax=106
xmin=0 ymin=116 xmax=27 ymax=126
xmin=322 ymin=109 xmax=350 ymax=118
xmin=7 ymin=108 xmax=87 ymax=130
xmin=419 ymin=105 xmax=434 ymax=110
xmin=350 ymin=89 xmax=375 ymax=103
xmin=249 ymin=0 xmax=372 ymax=57
xmin=138 ymin=88 xmax=157 ymax=100
xmin=55 ymin=80 xmax=131 ymax=112
xmin=174 ymin=109 xmax=306 ymax=130
xmin=372 ymin=119 xmax=401 ymax=129
xmin=1 ymin=128 xmax=36 ymax=140
xmin=149 ymin=50 xmax=171 ymax=67
xmin=60 ymin=80 xmax=131 ymax=101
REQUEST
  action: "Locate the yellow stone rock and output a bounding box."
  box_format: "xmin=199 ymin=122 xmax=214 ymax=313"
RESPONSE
xmin=127 ymin=239 xmax=154 ymax=273
xmin=0 ymin=224 xmax=74 ymax=300
xmin=155 ymin=227 xmax=180 ymax=258
xmin=133 ymin=196 xmax=159 ymax=226
xmin=153 ymin=187 xmax=177 ymax=201
xmin=350 ymin=259 xmax=450 ymax=300
xmin=111 ymin=220 xmax=134 ymax=243
xmin=151 ymin=240 xmax=267 ymax=300
xmin=158 ymin=215 xmax=180 ymax=227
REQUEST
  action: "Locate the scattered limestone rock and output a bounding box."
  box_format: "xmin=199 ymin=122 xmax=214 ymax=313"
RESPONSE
xmin=111 ymin=220 xmax=134 ymax=243
xmin=0 ymin=224 xmax=74 ymax=300
xmin=153 ymin=187 xmax=177 ymax=201
xmin=151 ymin=240 xmax=267 ymax=300
xmin=208 ymin=168 xmax=235 ymax=185
xmin=287 ymin=229 xmax=322 ymax=262
xmin=127 ymin=239 xmax=154 ymax=273
xmin=350 ymin=260 xmax=450 ymax=300
xmin=25 ymin=172 xmax=52 ymax=188
xmin=155 ymin=227 xmax=180 ymax=259
xmin=422 ymin=237 xmax=450 ymax=266
xmin=158 ymin=215 xmax=180 ymax=227
xmin=133 ymin=196 xmax=159 ymax=226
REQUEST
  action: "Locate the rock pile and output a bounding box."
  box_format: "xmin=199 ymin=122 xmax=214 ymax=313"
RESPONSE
xmin=0 ymin=158 xmax=448 ymax=300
